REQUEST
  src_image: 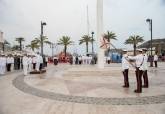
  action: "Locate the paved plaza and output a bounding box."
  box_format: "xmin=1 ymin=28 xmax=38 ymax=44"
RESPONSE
xmin=0 ymin=63 xmax=165 ymax=114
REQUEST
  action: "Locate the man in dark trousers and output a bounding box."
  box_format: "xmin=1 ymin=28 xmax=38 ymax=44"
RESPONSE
xmin=129 ymin=49 xmax=144 ymax=93
xmin=121 ymin=50 xmax=129 ymax=88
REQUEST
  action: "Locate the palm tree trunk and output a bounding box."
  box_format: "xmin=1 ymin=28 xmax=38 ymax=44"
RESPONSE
xmin=133 ymin=44 xmax=136 ymax=56
xmin=86 ymin=42 xmax=88 ymax=53
xmin=64 ymin=45 xmax=67 ymax=57
xmin=20 ymin=41 xmax=22 ymax=51
xmin=108 ymin=39 xmax=110 ymax=54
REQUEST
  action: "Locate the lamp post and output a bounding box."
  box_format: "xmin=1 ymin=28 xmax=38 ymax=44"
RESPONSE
xmin=91 ymin=31 xmax=94 ymax=54
xmin=146 ymin=18 xmax=153 ymax=67
xmin=41 ymin=21 xmax=47 ymax=57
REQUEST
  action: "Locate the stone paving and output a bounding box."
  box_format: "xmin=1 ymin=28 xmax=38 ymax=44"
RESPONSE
xmin=0 ymin=63 xmax=165 ymax=114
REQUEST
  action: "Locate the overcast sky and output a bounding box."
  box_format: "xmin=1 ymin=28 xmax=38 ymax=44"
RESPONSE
xmin=0 ymin=0 xmax=165 ymax=55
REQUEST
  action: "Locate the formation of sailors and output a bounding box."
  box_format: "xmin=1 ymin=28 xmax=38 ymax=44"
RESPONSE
xmin=121 ymin=48 xmax=149 ymax=93
xmin=0 ymin=53 xmax=49 ymax=76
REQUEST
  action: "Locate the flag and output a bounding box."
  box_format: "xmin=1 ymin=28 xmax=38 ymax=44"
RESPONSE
xmin=100 ymin=34 xmax=110 ymax=49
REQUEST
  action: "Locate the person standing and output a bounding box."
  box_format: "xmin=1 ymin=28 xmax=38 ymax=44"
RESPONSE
xmin=35 ymin=53 xmax=41 ymax=71
xmin=121 ymin=50 xmax=129 ymax=88
xmin=154 ymin=52 xmax=158 ymax=67
xmin=142 ymin=48 xmax=149 ymax=88
xmin=28 ymin=55 xmax=32 ymax=72
xmin=0 ymin=54 xmax=7 ymax=75
xmin=22 ymin=54 xmax=29 ymax=76
xmin=45 ymin=56 xmax=48 ymax=67
xmin=53 ymin=56 xmax=58 ymax=65
xmin=39 ymin=55 xmax=43 ymax=70
xmin=129 ymin=49 xmax=144 ymax=93
xmin=6 ymin=54 xmax=13 ymax=72
xmin=32 ymin=55 xmax=37 ymax=70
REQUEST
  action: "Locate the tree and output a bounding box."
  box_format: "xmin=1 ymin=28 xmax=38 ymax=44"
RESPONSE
xmin=2 ymin=40 xmax=10 ymax=51
xmin=57 ymin=36 xmax=74 ymax=56
xmin=103 ymin=31 xmax=117 ymax=53
xmin=79 ymin=35 xmax=93 ymax=53
xmin=33 ymin=36 xmax=51 ymax=46
xmin=125 ymin=35 xmax=144 ymax=56
xmin=15 ymin=37 xmax=25 ymax=51
xmin=26 ymin=40 xmax=40 ymax=51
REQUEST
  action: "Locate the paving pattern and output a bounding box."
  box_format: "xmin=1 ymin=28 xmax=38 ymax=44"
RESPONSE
xmin=12 ymin=65 xmax=165 ymax=105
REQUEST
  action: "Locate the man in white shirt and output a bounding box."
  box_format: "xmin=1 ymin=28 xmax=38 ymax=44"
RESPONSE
xmin=0 ymin=54 xmax=6 ymax=75
xmin=142 ymin=48 xmax=149 ymax=88
xmin=6 ymin=54 xmax=14 ymax=72
xmin=129 ymin=49 xmax=144 ymax=93
xmin=28 ymin=55 xmax=32 ymax=72
xmin=35 ymin=53 xmax=41 ymax=71
xmin=121 ymin=50 xmax=129 ymax=88
xmin=23 ymin=54 xmax=29 ymax=75
xmin=32 ymin=55 xmax=37 ymax=70
xmin=39 ymin=55 xmax=43 ymax=70
xmin=154 ymin=52 xmax=158 ymax=67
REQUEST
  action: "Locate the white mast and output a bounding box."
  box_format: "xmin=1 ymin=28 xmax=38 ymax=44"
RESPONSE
xmin=87 ymin=5 xmax=90 ymax=36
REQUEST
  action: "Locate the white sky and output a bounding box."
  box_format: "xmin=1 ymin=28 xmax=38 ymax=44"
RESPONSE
xmin=0 ymin=0 xmax=165 ymax=55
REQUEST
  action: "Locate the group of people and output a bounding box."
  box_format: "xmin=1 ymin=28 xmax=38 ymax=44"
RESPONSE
xmin=0 ymin=53 xmax=49 ymax=76
xmin=121 ymin=48 xmax=159 ymax=93
xmin=72 ymin=55 xmax=97 ymax=65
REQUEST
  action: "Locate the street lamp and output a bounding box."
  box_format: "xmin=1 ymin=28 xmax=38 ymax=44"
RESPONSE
xmin=146 ymin=18 xmax=153 ymax=67
xmin=91 ymin=31 xmax=94 ymax=54
xmin=41 ymin=21 xmax=47 ymax=57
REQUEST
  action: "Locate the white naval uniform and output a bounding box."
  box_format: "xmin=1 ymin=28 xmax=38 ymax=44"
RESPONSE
xmin=0 ymin=56 xmax=7 ymax=75
xmin=35 ymin=54 xmax=41 ymax=71
xmin=129 ymin=54 xmax=144 ymax=69
xmin=122 ymin=54 xmax=129 ymax=71
xmin=142 ymin=54 xmax=148 ymax=71
xmin=23 ymin=56 xmax=29 ymax=75
xmin=28 ymin=57 xmax=32 ymax=72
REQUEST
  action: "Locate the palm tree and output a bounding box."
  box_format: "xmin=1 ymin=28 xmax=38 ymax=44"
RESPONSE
xmin=125 ymin=35 xmax=144 ymax=56
xmin=57 ymin=36 xmax=74 ymax=56
xmin=26 ymin=40 xmax=40 ymax=51
xmin=15 ymin=37 xmax=25 ymax=51
xmin=2 ymin=40 xmax=10 ymax=51
xmin=33 ymin=36 xmax=51 ymax=46
xmin=79 ymin=35 xmax=93 ymax=53
xmin=103 ymin=31 xmax=117 ymax=53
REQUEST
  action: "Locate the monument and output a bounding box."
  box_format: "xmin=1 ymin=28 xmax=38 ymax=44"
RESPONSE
xmin=97 ymin=0 xmax=104 ymax=69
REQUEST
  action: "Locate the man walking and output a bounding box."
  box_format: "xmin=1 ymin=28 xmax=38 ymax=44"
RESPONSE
xmin=121 ymin=50 xmax=129 ymax=88
xmin=154 ymin=52 xmax=158 ymax=67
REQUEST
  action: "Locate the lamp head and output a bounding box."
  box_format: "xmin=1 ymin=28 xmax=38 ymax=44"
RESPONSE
xmin=42 ymin=22 xmax=47 ymax=26
xmin=91 ymin=32 xmax=94 ymax=34
xmin=146 ymin=19 xmax=151 ymax=22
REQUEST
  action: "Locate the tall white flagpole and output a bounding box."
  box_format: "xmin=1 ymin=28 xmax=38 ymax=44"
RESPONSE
xmin=97 ymin=0 xmax=104 ymax=69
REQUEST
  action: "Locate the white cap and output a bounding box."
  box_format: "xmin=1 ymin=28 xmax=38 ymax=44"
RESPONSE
xmin=137 ymin=49 xmax=142 ymax=52
xmin=123 ymin=49 xmax=127 ymax=52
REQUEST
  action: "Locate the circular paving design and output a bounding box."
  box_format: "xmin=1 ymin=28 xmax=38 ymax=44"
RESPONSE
xmin=13 ymin=75 xmax=165 ymax=105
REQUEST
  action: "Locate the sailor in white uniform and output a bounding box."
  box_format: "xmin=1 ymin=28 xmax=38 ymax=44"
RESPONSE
xmin=35 ymin=53 xmax=41 ymax=71
xmin=0 ymin=54 xmax=6 ymax=75
xmin=121 ymin=50 xmax=130 ymax=88
xmin=142 ymin=48 xmax=149 ymax=88
xmin=129 ymin=49 xmax=144 ymax=93
xmin=23 ymin=54 xmax=29 ymax=76
xmin=28 ymin=55 xmax=32 ymax=72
